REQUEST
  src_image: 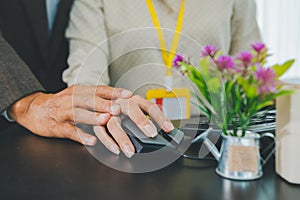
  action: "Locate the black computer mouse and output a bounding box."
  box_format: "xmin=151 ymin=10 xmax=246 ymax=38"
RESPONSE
xmin=121 ymin=116 xmax=184 ymax=153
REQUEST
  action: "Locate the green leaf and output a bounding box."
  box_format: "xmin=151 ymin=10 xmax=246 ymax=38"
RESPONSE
xmin=271 ymin=59 xmax=295 ymax=78
xmin=245 ymin=84 xmax=258 ymax=98
xmin=233 ymin=87 xmax=242 ymax=112
xmin=191 ymin=101 xmax=211 ymax=119
xmin=257 ymin=101 xmax=275 ymax=110
xmin=189 ymin=76 xmax=211 ymax=102
xmin=199 ymin=57 xmax=211 ymax=76
xmin=225 ymin=79 xmax=236 ymax=94
xmin=192 ymin=92 xmax=205 ymax=105
xmin=273 ymin=90 xmax=295 ymax=98
xmin=192 ymin=92 xmax=213 ymax=116
xmin=207 ymin=77 xmax=221 ymax=93
xmin=238 ymin=77 xmax=249 ymax=91
xmin=182 ymin=64 xmax=213 ymax=103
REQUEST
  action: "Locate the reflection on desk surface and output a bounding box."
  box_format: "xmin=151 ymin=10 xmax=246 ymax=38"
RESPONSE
xmin=0 ymin=123 xmax=299 ymax=200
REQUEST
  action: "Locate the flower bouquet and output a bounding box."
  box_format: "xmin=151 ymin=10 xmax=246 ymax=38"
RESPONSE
xmin=174 ymin=42 xmax=295 ymax=137
xmin=174 ymin=42 xmax=295 ymax=180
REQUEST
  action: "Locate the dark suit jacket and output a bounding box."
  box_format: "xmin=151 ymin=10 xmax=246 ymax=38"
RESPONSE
xmin=0 ymin=0 xmax=74 ymax=93
xmin=0 ymin=32 xmax=44 ymax=113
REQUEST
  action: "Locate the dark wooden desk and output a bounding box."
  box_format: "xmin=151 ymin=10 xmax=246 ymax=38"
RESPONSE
xmin=0 ymin=124 xmax=299 ymax=200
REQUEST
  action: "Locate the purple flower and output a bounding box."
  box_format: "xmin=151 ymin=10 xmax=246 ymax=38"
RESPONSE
xmin=173 ymin=54 xmax=184 ymax=68
xmin=237 ymin=51 xmax=253 ymax=66
xmin=251 ymin=42 xmax=266 ymax=53
xmin=254 ymin=66 xmax=278 ymax=94
xmin=215 ymin=55 xmax=235 ymax=71
xmin=201 ymin=45 xmax=220 ymax=58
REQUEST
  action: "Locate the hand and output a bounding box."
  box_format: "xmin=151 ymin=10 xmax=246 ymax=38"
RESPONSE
xmin=93 ymin=95 xmax=174 ymax=158
xmin=8 ymin=85 xmax=132 ymax=146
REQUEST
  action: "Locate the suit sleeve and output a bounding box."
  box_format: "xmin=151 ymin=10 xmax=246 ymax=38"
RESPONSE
xmin=0 ymin=32 xmax=44 ymax=113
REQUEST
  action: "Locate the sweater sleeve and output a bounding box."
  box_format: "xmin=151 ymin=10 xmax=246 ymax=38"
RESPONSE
xmin=229 ymin=0 xmax=262 ymax=55
xmin=63 ymin=0 xmax=110 ymax=86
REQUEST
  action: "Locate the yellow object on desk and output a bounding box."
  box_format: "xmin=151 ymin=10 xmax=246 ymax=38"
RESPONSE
xmin=146 ymin=88 xmax=190 ymax=120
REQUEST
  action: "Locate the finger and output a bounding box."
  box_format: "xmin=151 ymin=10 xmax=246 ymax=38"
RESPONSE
xmin=95 ymin=85 xmax=133 ymax=99
xmin=72 ymin=94 xmax=121 ymax=115
xmin=70 ymin=85 xmax=132 ymax=99
xmin=62 ymin=124 xmax=97 ymax=146
xmin=93 ymin=126 xmax=120 ymax=155
xmin=131 ymin=95 xmax=174 ymax=132
xmin=70 ymin=108 xmax=111 ymax=125
xmin=107 ymin=116 xmax=135 ymax=158
xmin=94 ymin=98 xmax=121 ymax=115
xmin=115 ymin=98 xmax=158 ymax=138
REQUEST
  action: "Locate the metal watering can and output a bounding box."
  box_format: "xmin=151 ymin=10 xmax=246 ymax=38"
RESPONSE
xmin=194 ymin=128 xmax=275 ymax=180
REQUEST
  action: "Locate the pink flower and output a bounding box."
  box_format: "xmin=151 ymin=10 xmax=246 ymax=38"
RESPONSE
xmin=237 ymin=51 xmax=253 ymax=66
xmin=254 ymin=66 xmax=278 ymax=94
xmin=215 ymin=55 xmax=235 ymax=71
xmin=251 ymin=42 xmax=266 ymax=53
xmin=201 ymin=45 xmax=220 ymax=58
xmin=173 ymin=54 xmax=184 ymax=68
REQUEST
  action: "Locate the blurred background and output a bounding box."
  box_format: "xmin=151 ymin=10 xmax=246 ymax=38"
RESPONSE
xmin=256 ymin=0 xmax=300 ymax=79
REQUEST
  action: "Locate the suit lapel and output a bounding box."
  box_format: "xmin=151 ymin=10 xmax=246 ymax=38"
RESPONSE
xmin=49 ymin=0 xmax=73 ymax=63
xmin=20 ymin=0 xmax=49 ymax=63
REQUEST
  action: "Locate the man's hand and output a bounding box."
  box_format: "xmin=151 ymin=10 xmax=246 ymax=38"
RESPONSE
xmin=93 ymin=95 xmax=174 ymax=158
xmin=8 ymin=85 xmax=132 ymax=146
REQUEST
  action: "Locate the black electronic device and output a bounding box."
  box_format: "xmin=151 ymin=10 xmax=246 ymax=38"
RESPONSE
xmin=181 ymin=109 xmax=276 ymax=136
xmin=121 ymin=117 xmax=185 ymax=153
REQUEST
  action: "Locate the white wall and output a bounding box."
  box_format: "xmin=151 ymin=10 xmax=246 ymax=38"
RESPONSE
xmin=256 ymin=0 xmax=300 ymax=78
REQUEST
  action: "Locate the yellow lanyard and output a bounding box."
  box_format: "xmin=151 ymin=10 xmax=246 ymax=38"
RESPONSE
xmin=145 ymin=0 xmax=186 ymax=76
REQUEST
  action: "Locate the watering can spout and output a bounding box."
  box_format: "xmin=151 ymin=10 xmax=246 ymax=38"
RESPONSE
xmin=203 ymin=138 xmax=221 ymax=161
xmin=191 ymin=128 xmax=221 ymax=161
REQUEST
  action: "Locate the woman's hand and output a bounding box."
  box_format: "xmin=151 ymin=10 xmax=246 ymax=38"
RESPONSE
xmin=93 ymin=95 xmax=174 ymax=158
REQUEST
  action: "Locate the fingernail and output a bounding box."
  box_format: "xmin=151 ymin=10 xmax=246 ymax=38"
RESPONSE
xmin=144 ymin=124 xmax=158 ymax=138
xmin=85 ymin=137 xmax=96 ymax=146
xmin=163 ymin=121 xmax=174 ymax=132
xmin=109 ymin=145 xmax=120 ymax=155
xmin=98 ymin=113 xmax=109 ymax=123
xmin=121 ymin=90 xmax=132 ymax=97
xmin=110 ymin=104 xmax=120 ymax=115
xmin=123 ymin=144 xmax=134 ymax=158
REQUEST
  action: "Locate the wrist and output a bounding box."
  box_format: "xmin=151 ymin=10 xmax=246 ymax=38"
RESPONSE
xmin=8 ymin=92 xmax=46 ymax=123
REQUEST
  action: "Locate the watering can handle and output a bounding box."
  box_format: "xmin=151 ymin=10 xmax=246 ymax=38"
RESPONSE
xmin=260 ymin=132 xmax=275 ymax=166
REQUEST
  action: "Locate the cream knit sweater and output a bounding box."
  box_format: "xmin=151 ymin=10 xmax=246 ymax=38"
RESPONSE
xmin=63 ymin=0 xmax=261 ymax=104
